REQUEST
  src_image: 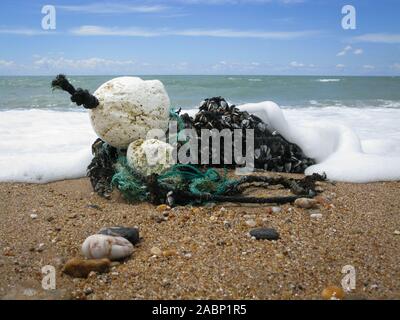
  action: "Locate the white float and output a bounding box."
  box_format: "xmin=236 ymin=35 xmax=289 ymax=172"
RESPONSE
xmin=90 ymin=77 xmax=170 ymax=149
xmin=127 ymin=138 xmax=174 ymax=176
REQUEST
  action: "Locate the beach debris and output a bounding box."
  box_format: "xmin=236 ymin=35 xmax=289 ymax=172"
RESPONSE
xmin=51 ymin=74 xmax=99 ymax=109
xmin=90 ymin=77 xmax=170 ymax=149
xmin=63 ymin=258 xmax=111 ymax=278
xmin=321 ymin=286 xmax=345 ymax=300
xmin=98 ymin=227 xmax=140 ymax=245
xmin=294 ymin=198 xmax=319 ymax=209
xmin=249 ymin=228 xmax=280 ymax=241
xmin=87 ymin=138 xmax=119 ymax=198
xmin=81 ymin=234 xmax=134 ymax=260
xmin=52 ymin=75 xmax=171 ymax=149
xmin=177 ymin=97 xmax=315 ymax=172
xmin=127 ymin=139 xmax=174 ymax=177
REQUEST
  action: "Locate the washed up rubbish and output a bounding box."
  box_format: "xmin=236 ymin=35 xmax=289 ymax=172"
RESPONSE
xmin=51 ymin=75 xmax=321 ymax=205
xmin=81 ymin=234 xmax=134 ymax=260
xmin=52 ymin=75 xmax=170 ymax=149
xmin=127 ymin=139 xmax=174 ymax=177
xmin=177 ymin=97 xmax=315 ymax=172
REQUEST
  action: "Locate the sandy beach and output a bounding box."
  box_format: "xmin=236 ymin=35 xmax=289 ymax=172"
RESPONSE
xmin=0 ymin=174 xmax=399 ymax=300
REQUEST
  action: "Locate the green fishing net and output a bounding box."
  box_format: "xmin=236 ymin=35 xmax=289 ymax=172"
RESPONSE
xmin=112 ymin=157 xmax=238 ymax=203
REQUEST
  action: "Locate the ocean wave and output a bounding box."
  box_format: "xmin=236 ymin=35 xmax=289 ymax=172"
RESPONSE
xmin=1 ymin=104 xmax=400 ymax=183
xmin=316 ymin=79 xmax=341 ymax=83
xmin=248 ymin=78 xmax=262 ymax=82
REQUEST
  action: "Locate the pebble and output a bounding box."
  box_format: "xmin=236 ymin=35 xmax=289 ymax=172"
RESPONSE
xmin=294 ymin=198 xmax=318 ymax=209
xmin=84 ymin=287 xmax=94 ymax=295
xmin=394 ymin=230 xmax=400 ymax=235
xmin=310 ymin=213 xmax=323 ymax=219
xmin=266 ymin=207 xmax=282 ymax=214
xmin=63 ymin=258 xmax=111 ymax=278
xmin=36 ymin=243 xmax=45 ymax=252
xmin=82 ymin=235 xmax=134 ymax=261
xmin=156 ymin=204 xmax=170 ymax=212
xmin=87 ymin=204 xmax=101 ymax=210
xmin=162 ymin=249 xmax=178 ymax=257
xmin=30 ymin=214 xmax=38 ymax=219
xmin=321 ymin=286 xmax=345 ymax=300
xmin=249 ymin=228 xmax=280 ymax=241
xmin=98 ymin=227 xmax=140 ymax=245
xmin=245 ymin=219 xmax=257 ymax=227
xmin=150 ymin=247 xmax=162 ymax=256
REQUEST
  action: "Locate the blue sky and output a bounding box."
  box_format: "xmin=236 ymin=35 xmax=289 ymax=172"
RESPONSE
xmin=0 ymin=0 xmax=400 ymax=75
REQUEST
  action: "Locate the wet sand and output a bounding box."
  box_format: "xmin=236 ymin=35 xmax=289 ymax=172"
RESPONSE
xmin=0 ymin=175 xmax=399 ymax=300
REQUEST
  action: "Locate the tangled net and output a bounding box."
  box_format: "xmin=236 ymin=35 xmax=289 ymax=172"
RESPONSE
xmin=85 ymin=97 xmax=322 ymax=205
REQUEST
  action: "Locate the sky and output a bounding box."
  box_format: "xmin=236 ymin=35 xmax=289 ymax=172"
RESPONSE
xmin=0 ymin=0 xmax=400 ymax=76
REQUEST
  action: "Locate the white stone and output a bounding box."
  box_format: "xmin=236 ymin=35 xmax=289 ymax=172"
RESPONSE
xmin=81 ymin=235 xmax=134 ymax=261
xmin=127 ymin=138 xmax=174 ymax=176
xmin=90 ymin=77 xmax=170 ymax=149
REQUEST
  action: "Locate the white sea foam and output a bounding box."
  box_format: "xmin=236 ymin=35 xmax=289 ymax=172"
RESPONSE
xmin=239 ymin=102 xmax=400 ymax=183
xmin=0 ymin=109 xmax=96 ymax=183
xmin=1 ymin=103 xmax=400 ymax=184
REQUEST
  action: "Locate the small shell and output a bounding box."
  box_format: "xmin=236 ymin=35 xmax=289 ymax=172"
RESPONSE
xmin=82 ymin=235 xmax=134 ymax=261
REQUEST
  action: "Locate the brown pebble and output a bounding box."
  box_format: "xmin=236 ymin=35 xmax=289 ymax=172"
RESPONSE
xmin=156 ymin=204 xmax=170 ymax=212
xmin=62 ymin=258 xmax=111 ymax=278
xmin=294 ymin=198 xmax=318 ymax=209
xmin=162 ymin=249 xmax=178 ymax=257
xmin=321 ymin=286 xmax=345 ymax=300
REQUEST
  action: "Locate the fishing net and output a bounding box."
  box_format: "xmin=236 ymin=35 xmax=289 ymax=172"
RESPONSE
xmin=111 ymin=156 xmax=239 ymax=204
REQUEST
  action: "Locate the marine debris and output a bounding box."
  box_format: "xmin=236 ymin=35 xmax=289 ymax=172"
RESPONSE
xmin=51 ymin=75 xmax=321 ymax=206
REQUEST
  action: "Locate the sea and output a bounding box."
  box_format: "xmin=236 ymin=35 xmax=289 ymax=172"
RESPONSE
xmin=1 ymin=75 xmax=400 ymax=183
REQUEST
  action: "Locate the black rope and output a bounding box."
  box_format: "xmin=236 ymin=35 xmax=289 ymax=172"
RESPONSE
xmin=166 ymin=190 xmax=308 ymax=206
xmin=51 ymin=74 xmax=99 ymax=109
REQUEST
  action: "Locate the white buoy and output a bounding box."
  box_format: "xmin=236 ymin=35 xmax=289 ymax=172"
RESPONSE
xmin=90 ymin=77 xmax=170 ymax=149
xmin=126 ymin=138 xmax=174 ymax=176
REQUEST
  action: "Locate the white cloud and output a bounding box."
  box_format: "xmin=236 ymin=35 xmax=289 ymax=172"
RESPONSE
xmin=71 ymin=25 xmax=318 ymax=39
xmin=0 ymin=28 xmax=53 ymax=36
xmin=0 ymin=59 xmax=15 ymax=67
xmin=336 ymin=64 xmax=345 ymax=69
xmin=392 ymin=63 xmax=400 ymax=70
xmin=290 ymin=61 xmax=305 ymax=67
xmin=353 ymin=33 xmax=400 ymax=44
xmin=58 ymin=3 xmax=168 ymax=14
xmin=353 ymin=48 xmax=363 ymax=55
xmin=33 ymin=56 xmax=136 ymax=70
xmin=363 ymin=64 xmax=375 ymax=70
xmin=337 ymin=46 xmax=363 ymax=57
